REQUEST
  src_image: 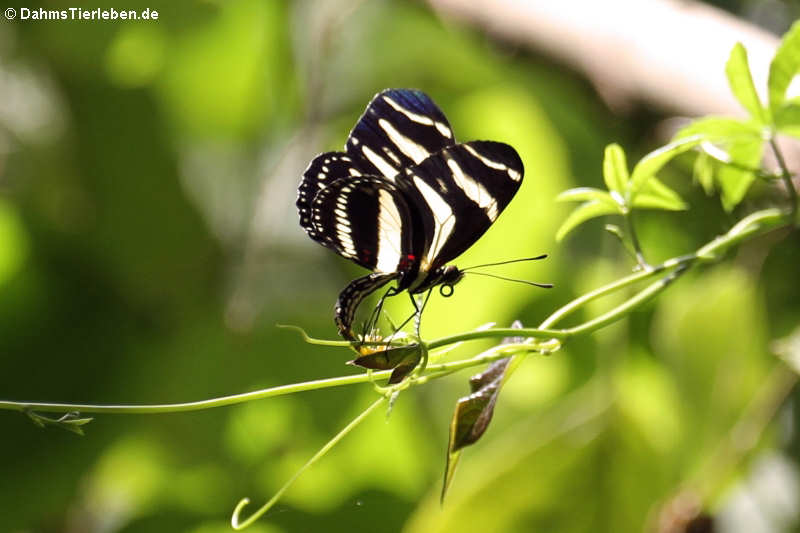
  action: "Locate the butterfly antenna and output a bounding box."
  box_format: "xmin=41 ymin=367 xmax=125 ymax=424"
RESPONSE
xmin=462 ymin=254 xmax=548 ymax=271
xmin=465 ymin=271 xmax=553 ymax=289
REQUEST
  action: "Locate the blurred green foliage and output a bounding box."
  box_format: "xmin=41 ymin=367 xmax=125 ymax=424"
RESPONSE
xmin=1 ymin=1 xmax=799 ymax=532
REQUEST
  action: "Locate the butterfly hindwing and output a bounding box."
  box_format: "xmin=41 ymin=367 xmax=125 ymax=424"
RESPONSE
xmin=298 ymin=152 xmax=364 ymax=243
xmin=335 ymin=272 xmax=401 ymax=340
xmin=310 ymin=176 xmax=418 ymax=272
xmin=346 ymin=89 xmax=456 ymax=179
xmin=397 ymin=140 xmax=524 ymax=271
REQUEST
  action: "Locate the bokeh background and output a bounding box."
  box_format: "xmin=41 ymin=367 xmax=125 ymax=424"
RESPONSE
xmin=1 ymin=1 xmax=800 ymax=532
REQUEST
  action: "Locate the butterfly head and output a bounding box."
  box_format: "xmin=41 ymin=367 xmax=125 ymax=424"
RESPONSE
xmin=437 ymin=265 xmax=464 ymax=297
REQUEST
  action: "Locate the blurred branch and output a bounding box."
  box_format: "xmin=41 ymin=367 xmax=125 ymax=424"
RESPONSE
xmin=678 ymin=359 xmax=798 ymax=505
xmin=425 ymin=1 xmax=800 ymax=193
xmin=225 ymin=0 xmax=368 ymax=331
xmin=426 ymin=0 xmax=780 ymax=116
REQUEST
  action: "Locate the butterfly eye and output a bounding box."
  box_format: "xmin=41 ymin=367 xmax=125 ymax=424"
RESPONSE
xmin=440 ymin=284 xmax=455 ymax=297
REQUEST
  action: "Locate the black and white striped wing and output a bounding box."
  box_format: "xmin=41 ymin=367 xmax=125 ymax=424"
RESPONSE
xmin=345 ymin=89 xmax=455 ymax=179
xmin=334 ymin=272 xmax=401 ymax=340
xmin=310 ymin=176 xmax=418 ymax=273
xmin=297 ymin=88 xmax=455 ymax=249
xmin=397 ymin=140 xmax=524 ymax=272
xmin=297 ymin=153 xmax=363 ymax=244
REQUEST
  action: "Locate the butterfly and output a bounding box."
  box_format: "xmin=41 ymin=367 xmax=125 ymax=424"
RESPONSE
xmin=297 ymin=89 xmax=525 ymax=341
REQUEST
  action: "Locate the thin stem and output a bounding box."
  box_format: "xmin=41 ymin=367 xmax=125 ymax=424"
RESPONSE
xmin=604 ymin=223 xmax=640 ymax=263
xmin=769 ymin=137 xmax=798 ymax=219
xmin=0 ymin=210 xmax=791 ymax=419
xmin=625 ymin=210 xmax=651 ymax=270
xmin=426 ymin=327 xmax=567 ymax=351
xmin=560 ymin=265 xmax=688 ymax=336
xmin=695 ymin=208 xmax=788 ymax=259
xmin=231 ymin=396 xmax=386 ymax=529
xmin=539 ymin=254 xmax=694 ymax=329
xmin=423 ymin=343 xmax=537 ymax=376
xmin=0 ymin=373 xmax=392 ymax=414
xmin=0 ymin=333 xmax=548 ymax=416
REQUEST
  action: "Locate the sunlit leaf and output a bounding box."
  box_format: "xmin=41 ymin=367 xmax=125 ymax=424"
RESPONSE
xmin=717 ymin=138 xmax=765 ymax=211
xmin=726 ymin=43 xmax=767 ymax=123
xmin=768 ymin=20 xmax=800 ymax=114
xmin=556 ymin=187 xmax=620 ymax=207
xmin=693 ymin=152 xmax=715 ymax=195
xmin=672 ymin=120 xmax=765 ymax=209
xmin=631 ymin=177 xmax=688 ymax=211
xmin=675 ymin=117 xmax=762 ymax=141
xmin=602 ymin=143 xmax=629 ymax=194
xmin=629 ymin=136 xmax=704 ymax=196
xmin=775 ymin=103 xmax=800 ymax=138
xmin=555 ymin=201 xmax=622 ymax=242
xmin=442 ymin=321 xmax=524 ymax=502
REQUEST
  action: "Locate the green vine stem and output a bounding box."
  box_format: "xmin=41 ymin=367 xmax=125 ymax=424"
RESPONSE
xmin=0 ymin=373 xmax=394 ymax=414
xmin=231 ymin=395 xmax=388 ymax=529
xmin=0 ymin=208 xmax=791 ymax=418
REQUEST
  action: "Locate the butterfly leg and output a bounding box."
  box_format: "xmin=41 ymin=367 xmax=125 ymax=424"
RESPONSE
xmin=386 ymin=295 xmax=418 ymax=340
xmin=386 ymin=288 xmax=434 ymax=340
xmin=414 ymin=290 xmax=433 ymax=373
xmin=413 ymin=289 xmax=433 ymax=338
xmin=361 ymin=286 xmax=398 ymax=341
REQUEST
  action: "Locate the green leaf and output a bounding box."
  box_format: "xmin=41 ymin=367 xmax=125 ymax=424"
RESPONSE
xmin=25 ymin=411 xmax=93 ymax=436
xmin=675 ymin=117 xmax=762 ymax=142
xmin=717 ymin=138 xmax=765 ymax=211
xmin=631 ymin=176 xmax=688 ymax=211
xmin=629 ymin=136 xmax=705 ymax=195
xmin=775 ymin=103 xmax=800 ymax=138
xmin=768 ymin=20 xmax=800 ymax=114
xmin=556 ymin=187 xmax=621 ymax=208
xmin=726 ymin=43 xmax=767 ymax=123
xmin=555 ymin=200 xmax=622 ymax=242
xmin=349 ymin=344 xmax=422 ymax=384
xmin=602 ymin=143 xmax=629 ymax=194
xmin=442 ymin=321 xmax=523 ymax=503
xmin=693 ymin=152 xmax=715 ymax=195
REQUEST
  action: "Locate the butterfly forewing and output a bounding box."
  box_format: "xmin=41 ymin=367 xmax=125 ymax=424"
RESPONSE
xmin=311 ymin=176 xmax=418 ymax=273
xmin=397 ymin=140 xmax=524 ymax=271
xmin=345 ymin=89 xmax=455 ymax=179
xmin=297 ymin=89 xmax=455 ymax=245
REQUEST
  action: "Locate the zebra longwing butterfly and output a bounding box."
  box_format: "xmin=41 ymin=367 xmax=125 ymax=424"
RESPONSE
xmin=297 ymin=89 xmax=524 ymax=340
